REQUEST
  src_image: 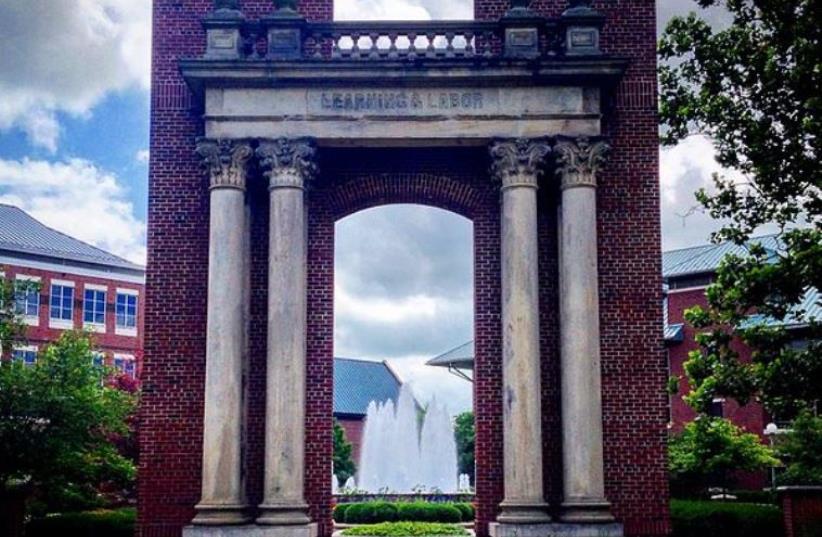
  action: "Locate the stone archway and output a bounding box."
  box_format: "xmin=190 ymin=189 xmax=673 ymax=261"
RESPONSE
xmin=303 ymin=148 xmax=502 ymax=537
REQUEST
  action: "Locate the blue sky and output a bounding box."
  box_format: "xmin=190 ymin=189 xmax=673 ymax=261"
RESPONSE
xmin=0 ymin=0 xmax=734 ymax=414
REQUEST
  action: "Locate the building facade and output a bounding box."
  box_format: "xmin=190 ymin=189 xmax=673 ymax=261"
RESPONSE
xmin=140 ymin=1 xmax=667 ymax=537
xmin=0 ymin=204 xmax=145 ymax=378
xmin=333 ymin=358 xmax=403 ymax=465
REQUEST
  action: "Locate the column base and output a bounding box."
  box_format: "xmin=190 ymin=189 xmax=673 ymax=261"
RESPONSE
xmin=497 ymin=500 xmax=552 ymax=524
xmin=192 ymin=504 xmax=253 ymax=526
xmin=184 ymin=523 xmax=317 ymax=537
xmin=490 ymin=522 xmax=623 ymax=537
xmin=256 ymin=504 xmax=312 ymax=526
xmin=560 ymin=499 xmax=615 ymax=524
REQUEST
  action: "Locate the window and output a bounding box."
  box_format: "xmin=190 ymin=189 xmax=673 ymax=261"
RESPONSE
xmin=709 ymin=398 xmax=725 ymax=418
xmin=84 ymin=287 xmax=107 ymax=327
xmin=92 ymin=352 xmax=105 ymax=368
xmin=115 ymin=291 xmax=138 ymax=333
xmin=15 ymin=276 xmax=40 ymax=320
xmin=114 ymin=354 xmax=136 ymax=379
xmin=50 ymin=282 xmax=74 ymax=325
xmin=12 ymin=347 xmax=37 ymax=367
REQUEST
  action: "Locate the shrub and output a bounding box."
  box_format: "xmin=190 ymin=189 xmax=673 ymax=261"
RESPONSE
xmin=670 ymin=500 xmax=783 ymax=537
xmin=396 ymin=502 xmax=427 ymax=522
xmin=334 ymin=503 xmax=351 ymax=523
xmin=429 ymin=504 xmax=462 ymax=523
xmin=344 ymin=503 xmax=372 ymax=524
xmin=26 ymin=508 xmax=135 ymax=537
xmin=372 ymin=502 xmax=399 ymax=522
xmin=342 ymin=521 xmax=468 ymax=537
xmin=452 ymin=503 xmax=474 ymax=521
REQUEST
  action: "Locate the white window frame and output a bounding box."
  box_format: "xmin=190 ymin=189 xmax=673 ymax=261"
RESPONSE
xmin=115 ymin=288 xmax=139 ymax=337
xmin=15 ymin=275 xmax=41 ymax=326
xmin=113 ymin=353 xmax=137 ymax=379
xmin=49 ymin=279 xmax=75 ymax=329
xmin=12 ymin=345 xmax=38 ymax=367
xmin=83 ymin=284 xmax=108 ymax=332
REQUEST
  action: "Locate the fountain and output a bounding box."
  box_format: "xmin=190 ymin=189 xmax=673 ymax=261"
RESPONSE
xmin=356 ymin=384 xmax=458 ymax=493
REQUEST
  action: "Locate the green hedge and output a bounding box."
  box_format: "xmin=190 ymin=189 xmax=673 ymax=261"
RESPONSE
xmin=26 ymin=508 xmax=136 ymax=537
xmin=338 ymin=501 xmax=474 ymax=524
xmin=671 ymin=500 xmax=783 ymax=537
xmin=342 ymin=522 xmax=468 ymax=536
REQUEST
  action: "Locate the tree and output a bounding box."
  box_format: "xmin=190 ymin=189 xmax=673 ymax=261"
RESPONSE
xmin=669 ymin=418 xmax=778 ymax=493
xmin=660 ymin=0 xmax=821 ymax=483
xmin=0 ymin=331 xmax=137 ymax=510
xmin=454 ymin=412 xmax=474 ymax=484
xmin=333 ymin=420 xmax=357 ymax=484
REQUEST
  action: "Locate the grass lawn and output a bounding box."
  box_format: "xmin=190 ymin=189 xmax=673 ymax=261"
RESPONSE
xmin=342 ymin=521 xmax=469 ymax=537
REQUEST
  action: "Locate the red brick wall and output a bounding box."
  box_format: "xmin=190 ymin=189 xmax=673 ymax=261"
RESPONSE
xmin=337 ymin=417 xmax=365 ymax=465
xmin=0 ymin=263 xmax=144 ymax=375
xmin=667 ymin=286 xmax=767 ymax=490
xmin=142 ymin=1 xmax=668 ymax=536
xmin=483 ymin=1 xmax=669 ymax=534
xmin=781 ymin=488 xmax=822 ymax=537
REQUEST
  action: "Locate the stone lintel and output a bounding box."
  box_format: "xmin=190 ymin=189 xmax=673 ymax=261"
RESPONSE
xmin=203 ymin=86 xmax=601 ymax=144
xmin=184 ymin=523 xmax=318 ymax=537
xmin=489 ymin=522 xmax=624 ymax=537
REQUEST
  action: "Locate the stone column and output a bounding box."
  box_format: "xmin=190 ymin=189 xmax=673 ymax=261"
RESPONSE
xmin=489 ymin=139 xmax=552 ymax=524
xmin=193 ymin=139 xmax=254 ymax=526
xmin=256 ymin=138 xmax=318 ymax=530
xmin=555 ymin=137 xmax=614 ymax=523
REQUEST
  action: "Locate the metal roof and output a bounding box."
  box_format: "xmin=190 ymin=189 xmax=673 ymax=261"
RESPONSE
xmin=333 ymin=357 xmax=402 ymax=417
xmin=426 ymin=340 xmax=475 ymax=369
xmin=742 ymin=287 xmax=821 ymax=330
xmin=663 ymin=234 xmax=782 ymax=279
xmin=0 ymin=204 xmax=144 ymax=272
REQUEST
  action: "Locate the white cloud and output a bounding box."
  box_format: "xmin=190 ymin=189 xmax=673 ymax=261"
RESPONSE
xmin=136 ymin=150 xmax=150 ymax=164
xmin=334 ymin=0 xmax=472 ymax=21
xmin=0 ymin=0 xmax=151 ymax=151
xmin=659 ymin=135 xmax=730 ymax=250
xmin=0 ymin=158 xmax=146 ymax=264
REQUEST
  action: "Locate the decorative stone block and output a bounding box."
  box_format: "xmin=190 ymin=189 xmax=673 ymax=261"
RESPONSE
xmin=184 ymin=523 xmax=318 ymax=537
xmin=505 ymin=27 xmax=540 ymax=59
xmin=565 ymin=26 xmax=600 ymax=55
xmin=489 ymin=522 xmax=624 ymax=537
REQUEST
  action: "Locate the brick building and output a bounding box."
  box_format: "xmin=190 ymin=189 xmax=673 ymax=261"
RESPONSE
xmin=333 ymin=358 xmax=403 ymax=464
xmin=0 ymin=204 xmax=145 ymax=378
xmin=141 ymin=1 xmax=667 ymax=537
xmin=664 ymin=236 xmax=819 ymax=440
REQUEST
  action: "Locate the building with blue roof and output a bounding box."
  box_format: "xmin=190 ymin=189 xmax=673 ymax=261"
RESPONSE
xmin=333 ymin=357 xmax=403 ymax=462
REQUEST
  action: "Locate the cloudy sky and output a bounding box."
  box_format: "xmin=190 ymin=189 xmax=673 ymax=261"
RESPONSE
xmin=0 ymin=0 xmax=736 ymax=414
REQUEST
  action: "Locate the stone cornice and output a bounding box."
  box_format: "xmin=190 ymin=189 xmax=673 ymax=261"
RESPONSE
xmin=256 ymin=138 xmax=319 ymax=191
xmin=196 ymin=138 xmax=254 ymax=191
xmin=554 ymin=136 xmax=609 ymax=190
xmin=489 ymin=138 xmax=552 ymax=189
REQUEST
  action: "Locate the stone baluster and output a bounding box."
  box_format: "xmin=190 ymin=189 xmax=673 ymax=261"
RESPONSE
xmin=554 ymin=136 xmax=615 ymax=523
xmin=489 ymin=138 xmax=552 ymax=525
xmin=256 ymin=138 xmax=318 ymax=531
xmin=193 ymin=139 xmax=254 ymax=526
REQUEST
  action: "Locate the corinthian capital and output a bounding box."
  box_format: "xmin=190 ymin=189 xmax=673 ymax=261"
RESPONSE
xmin=256 ymin=138 xmax=319 ymax=191
xmin=554 ymin=137 xmax=610 ymax=190
xmin=196 ymin=139 xmax=254 ymax=191
xmin=489 ymin=138 xmax=552 ymax=189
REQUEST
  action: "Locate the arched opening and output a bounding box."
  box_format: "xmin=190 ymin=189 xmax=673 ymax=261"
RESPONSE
xmin=331 ymin=204 xmax=475 ymax=499
xmin=302 ymin=147 xmax=503 ymax=537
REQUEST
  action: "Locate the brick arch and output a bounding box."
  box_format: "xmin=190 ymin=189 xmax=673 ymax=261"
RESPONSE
xmin=322 ymin=173 xmax=488 ymax=221
xmin=302 ymin=154 xmax=504 ymax=537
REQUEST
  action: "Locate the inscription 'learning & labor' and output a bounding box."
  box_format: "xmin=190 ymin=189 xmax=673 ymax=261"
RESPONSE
xmin=319 ymin=91 xmax=484 ymax=113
